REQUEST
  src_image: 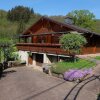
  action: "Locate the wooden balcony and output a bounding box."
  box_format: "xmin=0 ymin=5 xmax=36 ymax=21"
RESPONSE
xmin=16 ymin=43 xmax=69 ymax=55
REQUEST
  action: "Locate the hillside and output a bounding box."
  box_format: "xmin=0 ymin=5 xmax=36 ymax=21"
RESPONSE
xmin=0 ymin=10 xmax=41 ymax=37
xmin=94 ymin=19 xmax=100 ymax=33
xmin=0 ymin=10 xmax=100 ymax=39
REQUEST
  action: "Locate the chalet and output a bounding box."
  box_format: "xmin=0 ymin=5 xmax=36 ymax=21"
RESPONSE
xmin=16 ymin=16 xmax=100 ymax=67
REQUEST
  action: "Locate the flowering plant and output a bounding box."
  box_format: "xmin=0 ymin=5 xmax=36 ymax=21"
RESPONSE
xmin=64 ymin=69 xmax=92 ymax=81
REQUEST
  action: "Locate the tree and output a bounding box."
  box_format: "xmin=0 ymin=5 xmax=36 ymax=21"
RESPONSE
xmin=7 ymin=6 xmax=34 ymax=33
xmin=0 ymin=38 xmax=17 ymax=62
xmin=31 ymin=8 xmax=34 ymax=14
xmin=67 ymin=10 xmax=95 ymax=31
xmin=7 ymin=6 xmax=33 ymax=23
xmin=59 ymin=32 xmax=87 ymax=61
xmin=0 ymin=10 xmax=7 ymax=19
xmin=17 ymin=20 xmax=25 ymax=34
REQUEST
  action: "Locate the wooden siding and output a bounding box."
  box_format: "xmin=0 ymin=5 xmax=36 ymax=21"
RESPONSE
xmin=17 ymin=17 xmax=100 ymax=55
xmin=81 ymin=47 xmax=100 ymax=54
xmin=16 ymin=43 xmax=69 ymax=55
xmin=16 ymin=43 xmax=100 ymax=55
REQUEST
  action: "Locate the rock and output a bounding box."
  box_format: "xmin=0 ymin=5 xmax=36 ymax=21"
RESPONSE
xmin=42 ymin=63 xmax=52 ymax=74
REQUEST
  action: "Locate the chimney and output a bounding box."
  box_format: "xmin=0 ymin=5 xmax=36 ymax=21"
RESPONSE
xmin=65 ymin=16 xmax=74 ymax=24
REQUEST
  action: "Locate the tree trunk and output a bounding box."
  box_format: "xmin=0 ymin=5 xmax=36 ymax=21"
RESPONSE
xmin=71 ymin=54 xmax=76 ymax=62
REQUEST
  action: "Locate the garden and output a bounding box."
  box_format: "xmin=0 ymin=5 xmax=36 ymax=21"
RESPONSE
xmin=51 ymin=58 xmax=95 ymax=74
xmin=95 ymin=56 xmax=100 ymax=60
xmin=44 ymin=33 xmax=97 ymax=82
xmin=49 ymin=58 xmax=96 ymax=81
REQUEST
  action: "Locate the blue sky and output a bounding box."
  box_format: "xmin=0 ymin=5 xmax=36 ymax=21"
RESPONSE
xmin=0 ymin=0 xmax=100 ymax=19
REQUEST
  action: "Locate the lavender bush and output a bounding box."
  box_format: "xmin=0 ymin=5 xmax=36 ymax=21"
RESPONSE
xmin=64 ymin=69 xmax=92 ymax=81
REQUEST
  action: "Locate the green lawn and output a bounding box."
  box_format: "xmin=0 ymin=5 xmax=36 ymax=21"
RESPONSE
xmin=51 ymin=59 xmax=96 ymax=74
xmin=95 ymin=56 xmax=100 ymax=60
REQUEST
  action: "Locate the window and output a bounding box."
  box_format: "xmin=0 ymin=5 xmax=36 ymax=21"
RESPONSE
xmin=52 ymin=34 xmax=61 ymax=44
xmin=27 ymin=37 xmax=32 ymax=43
xmin=37 ymin=36 xmax=46 ymax=43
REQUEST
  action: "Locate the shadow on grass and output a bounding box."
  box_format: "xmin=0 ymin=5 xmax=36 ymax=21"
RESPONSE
xmin=64 ymin=75 xmax=100 ymax=100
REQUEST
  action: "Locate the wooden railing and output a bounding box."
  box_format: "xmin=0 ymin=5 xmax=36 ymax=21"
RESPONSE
xmin=16 ymin=43 xmax=100 ymax=55
xmin=81 ymin=46 xmax=100 ymax=54
xmin=16 ymin=43 xmax=69 ymax=55
xmin=16 ymin=43 xmax=61 ymax=47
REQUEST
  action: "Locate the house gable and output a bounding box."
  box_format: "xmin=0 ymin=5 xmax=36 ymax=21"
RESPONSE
xmin=22 ymin=16 xmax=100 ymax=38
xmin=23 ymin=16 xmax=90 ymax=35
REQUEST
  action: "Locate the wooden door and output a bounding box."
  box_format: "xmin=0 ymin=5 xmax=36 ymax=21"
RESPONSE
xmin=28 ymin=55 xmax=33 ymax=65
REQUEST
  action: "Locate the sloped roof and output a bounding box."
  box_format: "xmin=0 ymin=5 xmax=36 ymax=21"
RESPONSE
xmin=23 ymin=16 xmax=100 ymax=36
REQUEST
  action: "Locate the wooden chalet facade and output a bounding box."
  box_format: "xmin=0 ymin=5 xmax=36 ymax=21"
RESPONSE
xmin=16 ymin=16 xmax=100 ymax=66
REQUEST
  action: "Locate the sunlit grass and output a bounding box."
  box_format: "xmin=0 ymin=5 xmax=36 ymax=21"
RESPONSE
xmin=95 ymin=56 xmax=100 ymax=60
xmin=51 ymin=59 xmax=96 ymax=74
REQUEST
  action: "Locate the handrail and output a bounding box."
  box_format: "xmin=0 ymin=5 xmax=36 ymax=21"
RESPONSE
xmin=16 ymin=43 xmax=61 ymax=47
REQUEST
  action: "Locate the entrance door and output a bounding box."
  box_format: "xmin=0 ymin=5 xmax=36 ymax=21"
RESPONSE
xmin=36 ymin=54 xmax=43 ymax=66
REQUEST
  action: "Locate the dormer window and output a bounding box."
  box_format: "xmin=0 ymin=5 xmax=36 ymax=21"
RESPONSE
xmin=65 ymin=16 xmax=74 ymax=24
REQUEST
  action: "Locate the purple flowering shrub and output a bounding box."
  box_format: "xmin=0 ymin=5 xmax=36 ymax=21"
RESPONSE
xmin=64 ymin=69 xmax=92 ymax=81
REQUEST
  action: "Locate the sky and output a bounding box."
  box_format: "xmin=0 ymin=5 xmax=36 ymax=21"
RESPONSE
xmin=0 ymin=0 xmax=100 ymax=19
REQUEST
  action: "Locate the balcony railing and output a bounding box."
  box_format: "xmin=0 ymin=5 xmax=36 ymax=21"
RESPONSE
xmin=16 ymin=43 xmax=100 ymax=55
xmin=16 ymin=43 xmax=69 ymax=55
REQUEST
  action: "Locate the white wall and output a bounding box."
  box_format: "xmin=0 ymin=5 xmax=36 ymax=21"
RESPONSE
xmin=32 ymin=53 xmax=36 ymax=66
xmin=18 ymin=50 xmax=28 ymax=66
xmin=17 ymin=51 xmax=72 ymax=68
xmin=43 ymin=53 xmax=52 ymax=64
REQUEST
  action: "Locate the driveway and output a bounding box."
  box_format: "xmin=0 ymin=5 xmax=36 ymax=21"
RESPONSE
xmin=0 ymin=66 xmax=99 ymax=100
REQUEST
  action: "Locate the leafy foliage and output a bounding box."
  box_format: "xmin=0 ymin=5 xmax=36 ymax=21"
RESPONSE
xmin=0 ymin=9 xmax=41 ymax=43
xmin=59 ymin=33 xmax=87 ymax=54
xmin=0 ymin=10 xmax=7 ymax=19
xmin=0 ymin=8 xmax=41 ymax=62
xmin=7 ymin=6 xmax=33 ymax=23
xmin=94 ymin=19 xmax=100 ymax=33
xmin=17 ymin=21 xmax=26 ymax=34
xmin=0 ymin=38 xmax=17 ymax=62
xmin=67 ymin=10 xmax=96 ymax=31
xmin=7 ymin=6 xmax=35 ymax=34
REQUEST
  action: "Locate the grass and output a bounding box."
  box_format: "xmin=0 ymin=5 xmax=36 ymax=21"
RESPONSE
xmin=51 ymin=59 xmax=96 ymax=74
xmin=95 ymin=56 xmax=100 ymax=60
